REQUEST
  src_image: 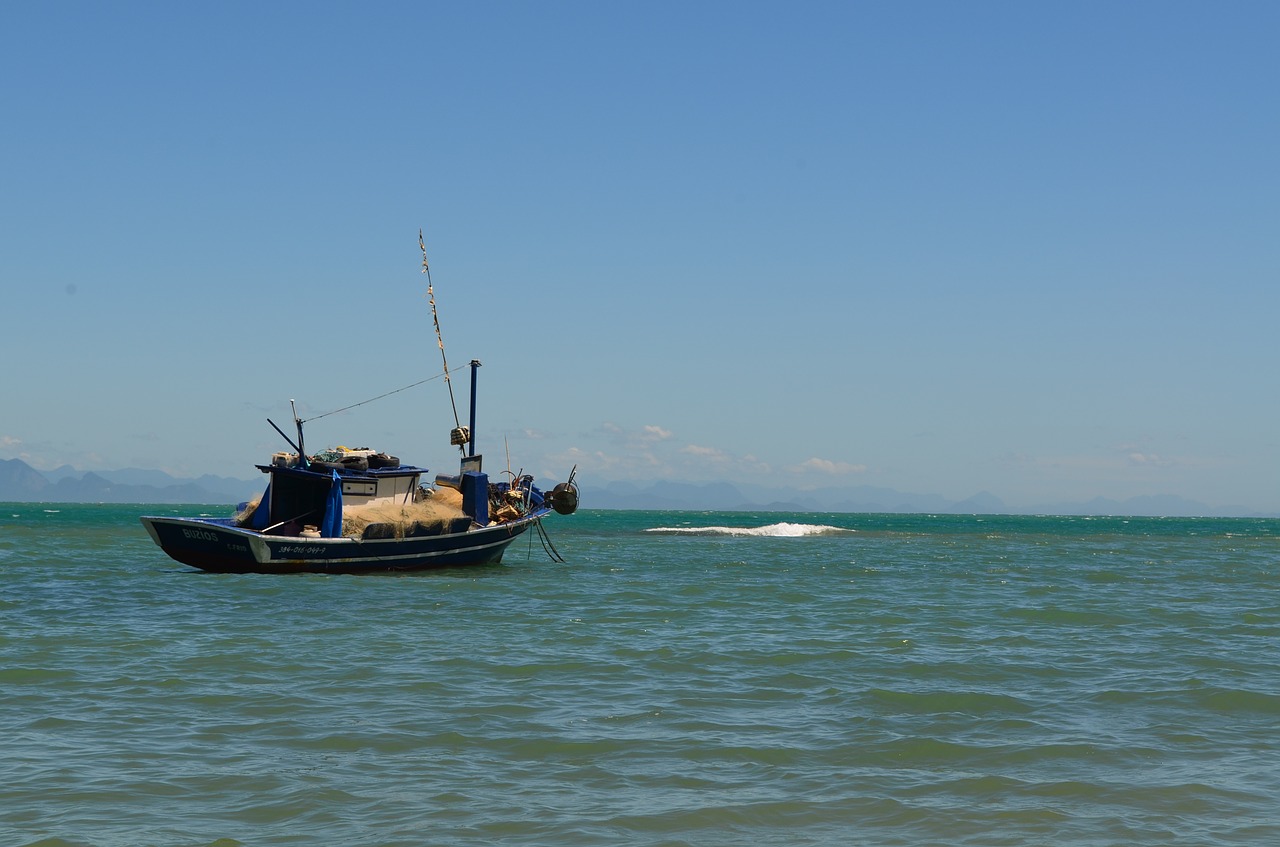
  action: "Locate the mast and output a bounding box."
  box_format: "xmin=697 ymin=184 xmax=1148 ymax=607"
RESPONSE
xmin=468 ymin=359 xmax=482 ymax=458
xmin=290 ymin=399 xmax=307 ymax=469
xmin=420 ymin=229 xmax=467 ymax=454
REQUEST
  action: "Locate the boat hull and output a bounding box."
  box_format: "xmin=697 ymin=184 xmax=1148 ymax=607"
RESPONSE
xmin=139 ymin=514 xmax=544 ymax=574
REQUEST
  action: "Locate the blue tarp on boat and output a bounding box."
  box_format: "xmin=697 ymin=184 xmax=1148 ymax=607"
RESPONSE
xmin=248 ymin=484 xmax=272 ymax=530
xmin=321 ymin=470 xmax=343 ymax=538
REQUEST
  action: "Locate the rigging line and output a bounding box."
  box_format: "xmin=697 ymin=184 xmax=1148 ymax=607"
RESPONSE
xmin=535 ymin=519 xmax=566 ymax=563
xmin=421 ymin=229 xmax=462 ymax=430
xmin=534 ymin=519 xmax=550 ymax=560
xmin=305 ymin=371 xmax=448 ymax=423
xmin=547 ymin=525 xmax=567 ymax=563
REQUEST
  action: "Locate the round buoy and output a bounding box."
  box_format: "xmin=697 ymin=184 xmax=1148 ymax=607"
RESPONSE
xmin=549 ymin=481 xmax=579 ymax=515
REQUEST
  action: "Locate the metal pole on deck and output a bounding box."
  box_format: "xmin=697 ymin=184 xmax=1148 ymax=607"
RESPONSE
xmin=468 ymin=359 xmax=482 ymax=457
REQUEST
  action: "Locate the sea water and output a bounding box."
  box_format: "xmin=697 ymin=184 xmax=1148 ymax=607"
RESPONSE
xmin=1 ymin=504 xmax=1278 ymax=846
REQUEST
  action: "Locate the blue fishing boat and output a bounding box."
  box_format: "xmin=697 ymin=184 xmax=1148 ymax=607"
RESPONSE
xmin=141 ymin=235 xmax=579 ymax=574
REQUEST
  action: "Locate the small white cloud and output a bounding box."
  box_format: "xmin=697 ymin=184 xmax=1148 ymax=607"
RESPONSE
xmin=672 ymin=444 xmax=773 ymax=477
xmin=1 ymin=435 xmax=21 ymax=449
xmin=552 ymin=445 xmax=671 ymax=477
xmin=598 ymin=422 xmax=674 ymax=449
xmin=641 ymin=425 xmax=673 ymax=442
xmin=791 ymin=457 xmax=867 ymax=475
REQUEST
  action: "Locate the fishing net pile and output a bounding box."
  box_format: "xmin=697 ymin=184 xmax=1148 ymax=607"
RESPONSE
xmin=232 ymin=488 xmax=467 ymax=537
xmin=234 ymin=497 xmax=261 ymax=526
xmin=340 ymin=490 xmax=466 ymax=538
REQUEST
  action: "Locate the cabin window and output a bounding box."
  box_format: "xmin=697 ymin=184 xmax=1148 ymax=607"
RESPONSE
xmin=342 ymin=480 xmax=377 ymax=497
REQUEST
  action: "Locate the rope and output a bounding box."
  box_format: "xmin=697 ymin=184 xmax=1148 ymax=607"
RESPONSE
xmin=305 ymin=231 xmax=456 ymax=426
xmin=305 ymin=371 xmax=447 ymax=424
xmin=535 ymin=518 xmax=567 ymax=563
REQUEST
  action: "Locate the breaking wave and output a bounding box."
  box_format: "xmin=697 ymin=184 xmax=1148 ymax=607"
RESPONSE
xmin=645 ymin=522 xmax=855 ymax=538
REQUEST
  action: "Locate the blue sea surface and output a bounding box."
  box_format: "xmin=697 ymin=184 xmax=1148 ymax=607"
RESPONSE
xmin=2 ymin=504 xmax=1278 ymax=846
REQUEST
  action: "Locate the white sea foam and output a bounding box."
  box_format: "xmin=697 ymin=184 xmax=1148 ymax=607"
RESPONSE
xmin=645 ymin=522 xmax=854 ymax=538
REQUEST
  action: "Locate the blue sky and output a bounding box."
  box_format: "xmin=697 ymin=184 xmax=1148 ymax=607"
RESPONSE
xmin=3 ymin=2 xmax=1278 ymax=512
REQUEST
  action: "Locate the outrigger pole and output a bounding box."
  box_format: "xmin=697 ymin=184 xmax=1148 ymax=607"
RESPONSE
xmin=267 ymin=417 xmax=302 ymax=455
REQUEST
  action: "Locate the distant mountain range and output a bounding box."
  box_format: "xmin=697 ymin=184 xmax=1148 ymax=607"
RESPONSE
xmin=0 ymin=458 xmax=260 ymax=505
xmin=0 ymin=457 xmax=1268 ymax=516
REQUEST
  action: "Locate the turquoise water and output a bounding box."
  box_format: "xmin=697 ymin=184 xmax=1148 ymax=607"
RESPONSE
xmin=2 ymin=504 xmax=1278 ymax=846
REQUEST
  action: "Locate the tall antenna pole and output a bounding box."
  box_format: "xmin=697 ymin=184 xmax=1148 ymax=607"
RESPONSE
xmin=420 ymin=230 xmax=464 ymax=444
